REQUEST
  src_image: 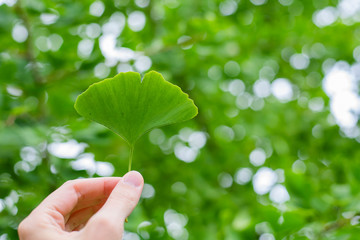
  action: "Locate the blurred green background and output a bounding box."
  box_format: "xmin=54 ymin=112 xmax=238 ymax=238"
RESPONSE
xmin=1 ymin=0 xmax=360 ymax=239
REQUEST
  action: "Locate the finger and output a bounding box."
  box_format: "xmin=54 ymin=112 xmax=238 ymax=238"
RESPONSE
xmin=65 ymin=200 xmax=106 ymax=232
xmin=63 ymin=198 xmax=102 ymax=223
xmin=99 ymin=171 xmax=143 ymax=221
xmin=70 ymin=196 xmax=104 ymax=214
xmin=38 ymin=177 xmax=121 ymax=217
xmin=83 ymin=171 xmax=143 ymax=239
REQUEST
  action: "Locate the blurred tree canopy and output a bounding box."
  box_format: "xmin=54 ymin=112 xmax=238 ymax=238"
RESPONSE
xmin=1 ymin=0 xmax=360 ymax=239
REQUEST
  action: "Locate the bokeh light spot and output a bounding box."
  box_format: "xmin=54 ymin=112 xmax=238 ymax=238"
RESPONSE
xmin=128 ymin=11 xmax=146 ymax=32
xmin=249 ymin=148 xmax=267 ymax=166
xmin=313 ymin=7 xmax=338 ymax=28
xmin=271 ymin=78 xmax=293 ymax=102
xmin=253 ymin=79 xmax=271 ymax=98
xmin=269 ymin=184 xmax=290 ymax=204
xmin=40 ymin=13 xmax=59 ymax=25
xmin=94 ymin=63 xmax=110 ymax=79
xmin=219 ymin=0 xmax=238 ymax=16
xmin=134 ymin=56 xmax=152 ymax=72
xmin=12 ymin=24 xmax=28 ymax=43
xmin=253 ymin=167 xmax=277 ymax=195
xmin=78 ymin=39 xmax=94 ymax=59
xmin=234 ymin=168 xmax=253 ymax=185
xmin=290 ymin=53 xmax=310 ymax=70
xmin=89 ymin=1 xmax=105 ymax=17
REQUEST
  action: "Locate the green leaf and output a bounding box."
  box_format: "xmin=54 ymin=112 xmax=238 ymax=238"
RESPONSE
xmin=74 ymin=71 xmax=198 ymax=146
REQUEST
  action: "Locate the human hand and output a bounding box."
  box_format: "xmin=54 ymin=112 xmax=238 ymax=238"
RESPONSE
xmin=18 ymin=171 xmax=144 ymax=240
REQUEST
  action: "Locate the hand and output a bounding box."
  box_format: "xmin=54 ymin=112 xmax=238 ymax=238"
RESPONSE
xmin=18 ymin=171 xmax=144 ymax=240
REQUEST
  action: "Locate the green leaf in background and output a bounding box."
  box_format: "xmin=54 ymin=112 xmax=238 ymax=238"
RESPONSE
xmin=74 ymin=71 xmax=198 ymax=170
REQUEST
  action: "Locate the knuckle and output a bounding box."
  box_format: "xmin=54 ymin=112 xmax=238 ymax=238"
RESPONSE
xmin=63 ymin=179 xmax=77 ymax=187
xmin=61 ymin=180 xmax=73 ymax=188
xmin=62 ymin=180 xmax=83 ymax=199
xmin=18 ymin=219 xmax=32 ymax=239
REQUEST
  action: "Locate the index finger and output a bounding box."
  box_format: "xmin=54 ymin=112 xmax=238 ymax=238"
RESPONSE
xmin=36 ymin=177 xmax=121 ymax=217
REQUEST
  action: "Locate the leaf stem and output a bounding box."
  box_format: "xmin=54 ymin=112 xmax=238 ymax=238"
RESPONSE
xmin=128 ymin=145 xmax=134 ymax=172
xmin=126 ymin=145 xmax=134 ymax=223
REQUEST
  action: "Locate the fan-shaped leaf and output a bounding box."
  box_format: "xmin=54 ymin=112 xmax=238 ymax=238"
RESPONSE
xmin=74 ymin=71 xmax=198 ymax=146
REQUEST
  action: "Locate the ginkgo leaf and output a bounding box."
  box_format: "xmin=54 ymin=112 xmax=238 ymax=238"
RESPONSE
xmin=74 ymin=71 xmax=198 ymax=147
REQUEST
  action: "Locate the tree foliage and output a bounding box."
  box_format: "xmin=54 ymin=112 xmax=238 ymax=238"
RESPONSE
xmin=1 ymin=0 xmax=360 ymax=239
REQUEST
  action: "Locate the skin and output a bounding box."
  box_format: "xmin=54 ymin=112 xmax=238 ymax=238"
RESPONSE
xmin=18 ymin=171 xmax=144 ymax=240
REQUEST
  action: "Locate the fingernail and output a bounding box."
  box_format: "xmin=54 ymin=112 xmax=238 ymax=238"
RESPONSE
xmin=123 ymin=171 xmax=143 ymax=188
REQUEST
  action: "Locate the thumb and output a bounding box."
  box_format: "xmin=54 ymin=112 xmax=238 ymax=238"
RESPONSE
xmin=101 ymin=171 xmax=144 ymax=220
xmin=83 ymin=171 xmax=143 ymax=239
